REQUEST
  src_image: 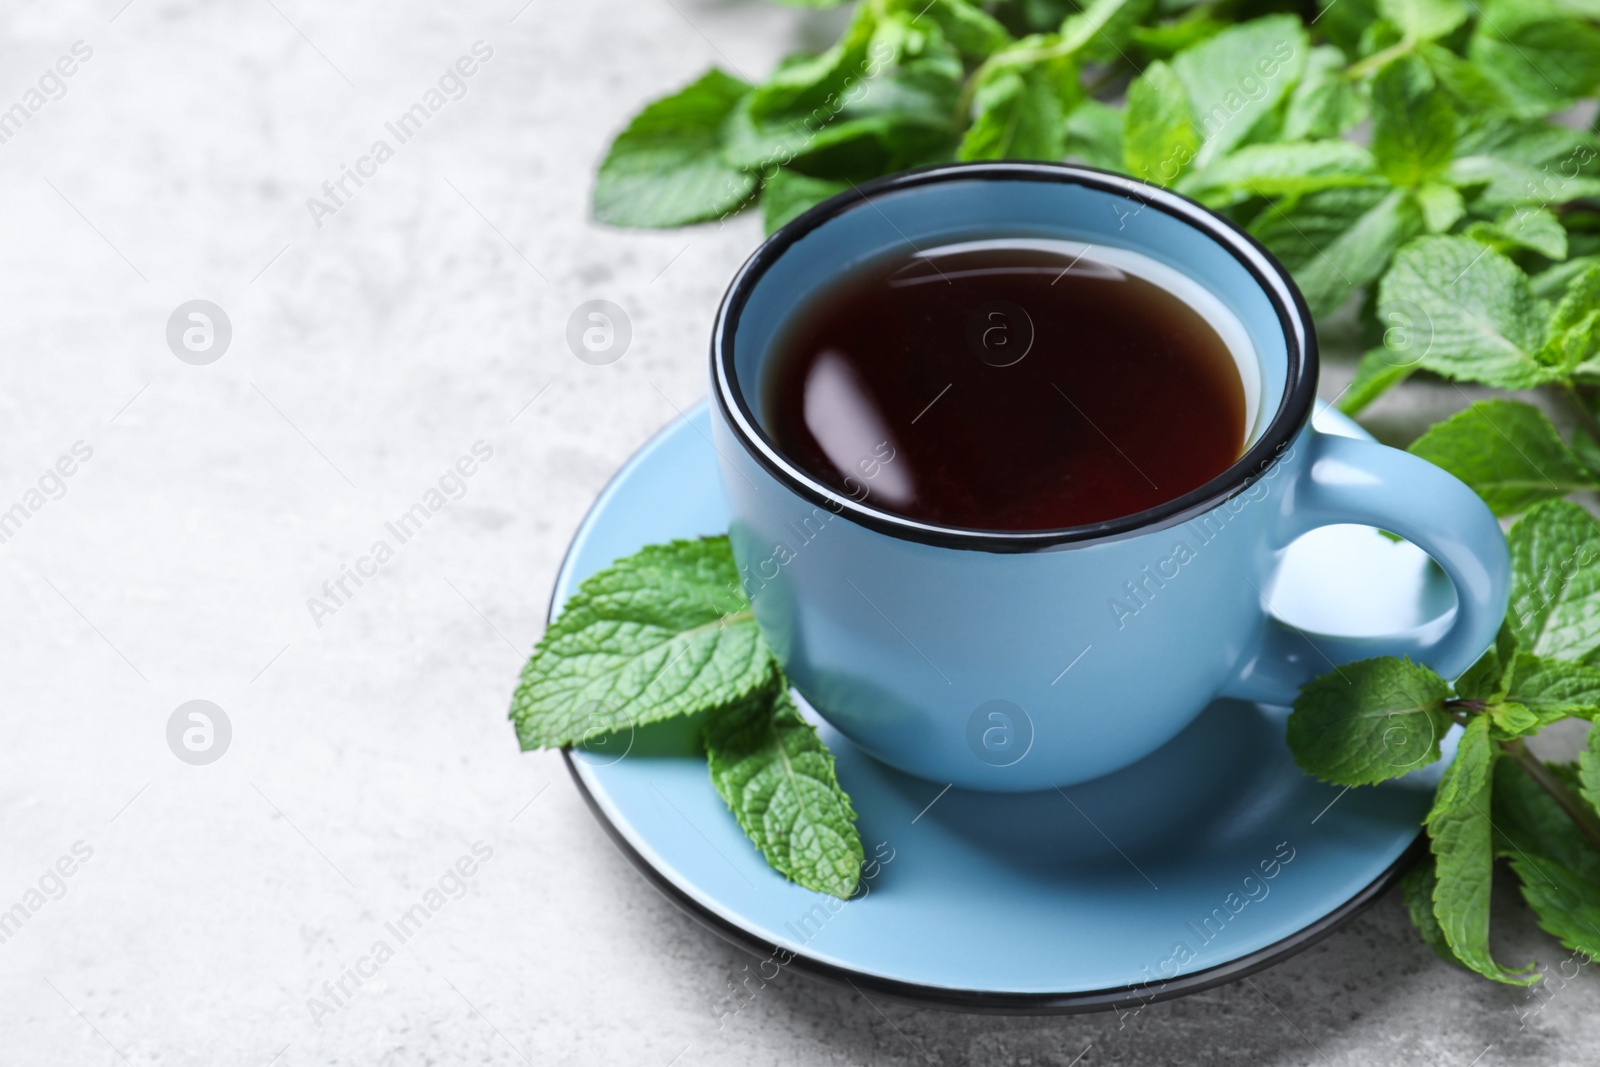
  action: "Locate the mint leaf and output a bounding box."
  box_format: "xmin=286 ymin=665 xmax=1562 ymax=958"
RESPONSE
xmin=1170 ymin=15 xmax=1308 ymax=167
xmin=1447 ymin=156 xmax=1600 ymax=213
xmin=1580 ymin=725 xmax=1600 ymax=816
xmin=1419 ymin=41 xmax=1517 ymax=113
xmin=1061 ymin=0 xmax=1156 ymax=63
xmin=1415 ymin=182 xmax=1465 ymax=233
xmin=1503 ymin=653 xmax=1600 ymax=725
xmin=1122 ymin=60 xmax=1199 ymax=186
xmin=1456 ymin=622 xmax=1519 ymax=702
xmin=1287 ymin=657 xmax=1453 ymax=786
xmin=594 ymin=69 xmax=756 ymax=228
xmin=1504 ymin=850 xmax=1600 ymax=960
xmin=1445 ymin=117 xmax=1600 ymax=210
xmin=1488 ymin=702 xmax=1544 ymax=738
xmin=1494 ymin=756 xmax=1600 ymax=958
xmin=1465 ymin=207 xmax=1569 ymax=261
xmin=1379 ymin=236 xmax=1552 ymax=389
xmin=1493 ymin=755 xmax=1600 ymax=881
xmin=1284 ymin=45 xmax=1364 ymax=140
xmin=1130 ymin=17 xmax=1228 ymax=58
xmin=1252 ymin=188 xmax=1424 ymax=317
xmin=1338 ymin=347 xmax=1416 ymax=415
xmin=1549 ymin=263 xmax=1600 ymax=337
xmin=1406 ymin=399 xmax=1596 ymax=516
xmin=1064 ymin=98 xmax=1125 ymax=169
xmin=763 ymin=169 xmax=849 ymax=234
xmin=1185 ymin=141 xmax=1381 ymax=205
xmin=1427 ymin=715 xmax=1537 ymax=984
xmin=917 ymin=0 xmax=1013 ymax=58
xmin=1508 ymin=500 xmax=1600 ymax=662
xmin=1402 ymin=853 xmax=1468 ymax=966
xmin=510 ymin=537 xmax=774 ymax=749
xmin=727 ymin=14 xmax=964 ymax=178
xmin=704 ymin=682 xmax=863 ymax=898
xmin=1468 ymin=3 xmax=1600 ymax=114
xmin=1378 ymin=0 xmax=1469 ymax=40
xmin=1544 ymin=262 xmax=1600 ymax=373
xmin=1371 ymin=55 xmax=1456 ymax=187
xmin=1533 ymin=256 xmax=1600 ymax=302
xmin=746 ymin=4 xmax=878 ymax=124
xmin=1455 ymin=112 xmax=1600 ymax=169
xmin=959 ymin=56 xmax=1069 ymax=161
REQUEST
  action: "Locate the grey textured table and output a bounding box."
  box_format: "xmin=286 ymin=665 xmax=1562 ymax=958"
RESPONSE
xmin=1 ymin=1 xmax=1593 ymax=1063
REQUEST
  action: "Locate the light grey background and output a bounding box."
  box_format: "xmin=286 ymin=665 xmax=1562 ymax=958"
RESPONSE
xmin=0 ymin=1 xmax=1592 ymax=1064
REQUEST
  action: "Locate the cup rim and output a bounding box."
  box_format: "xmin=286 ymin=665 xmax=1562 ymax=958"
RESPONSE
xmin=710 ymin=161 xmax=1318 ymax=552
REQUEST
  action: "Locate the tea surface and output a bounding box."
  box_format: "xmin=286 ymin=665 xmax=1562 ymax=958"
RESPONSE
xmin=762 ymin=241 xmax=1249 ymax=531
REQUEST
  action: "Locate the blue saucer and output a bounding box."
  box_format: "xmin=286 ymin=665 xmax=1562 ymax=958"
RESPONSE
xmin=556 ymin=401 xmax=1450 ymax=1013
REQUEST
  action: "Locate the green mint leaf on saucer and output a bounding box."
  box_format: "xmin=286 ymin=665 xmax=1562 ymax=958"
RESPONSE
xmin=509 ymin=536 xmax=774 ymax=749
xmin=1287 ymin=657 xmax=1453 ymax=786
xmin=593 ymin=69 xmax=756 ymax=228
xmin=1370 ymin=55 xmax=1456 ymax=188
xmin=1121 ymin=60 xmax=1198 ymax=187
xmin=1407 ymin=400 xmax=1598 ymax=517
xmin=762 ymin=169 xmax=849 ymax=234
xmin=1427 ymin=715 xmax=1538 ymax=984
xmin=704 ymin=682 xmax=864 ymax=898
xmin=1508 ymin=500 xmax=1600 ymax=662
xmin=1378 ymin=237 xmax=1553 ymax=390
xmin=1401 ymin=854 xmax=1467 ymax=967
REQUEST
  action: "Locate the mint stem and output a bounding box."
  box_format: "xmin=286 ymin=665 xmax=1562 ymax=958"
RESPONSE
xmin=1344 ymin=37 xmax=1415 ymax=80
xmin=1499 ymin=737 xmax=1600 ymax=855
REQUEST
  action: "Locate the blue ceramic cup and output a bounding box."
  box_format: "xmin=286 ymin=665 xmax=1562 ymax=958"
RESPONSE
xmin=709 ymin=162 xmax=1508 ymax=792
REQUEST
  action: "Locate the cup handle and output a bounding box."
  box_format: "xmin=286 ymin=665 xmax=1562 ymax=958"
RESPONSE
xmin=1219 ymin=427 xmax=1510 ymax=706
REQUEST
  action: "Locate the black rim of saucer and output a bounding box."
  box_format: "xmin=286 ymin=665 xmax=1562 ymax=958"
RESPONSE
xmin=710 ymin=161 xmax=1320 ymax=553
xmin=563 ymin=747 xmax=1423 ymax=1016
xmin=548 ymin=411 xmax=1424 ymax=1015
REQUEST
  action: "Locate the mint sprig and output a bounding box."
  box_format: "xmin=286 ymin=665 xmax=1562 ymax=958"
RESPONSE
xmin=1288 ymin=510 xmax=1600 ymax=984
xmin=510 ymin=536 xmax=863 ymax=897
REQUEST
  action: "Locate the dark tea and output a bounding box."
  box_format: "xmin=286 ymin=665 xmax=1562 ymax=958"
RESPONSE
xmin=761 ymin=240 xmax=1250 ymax=531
